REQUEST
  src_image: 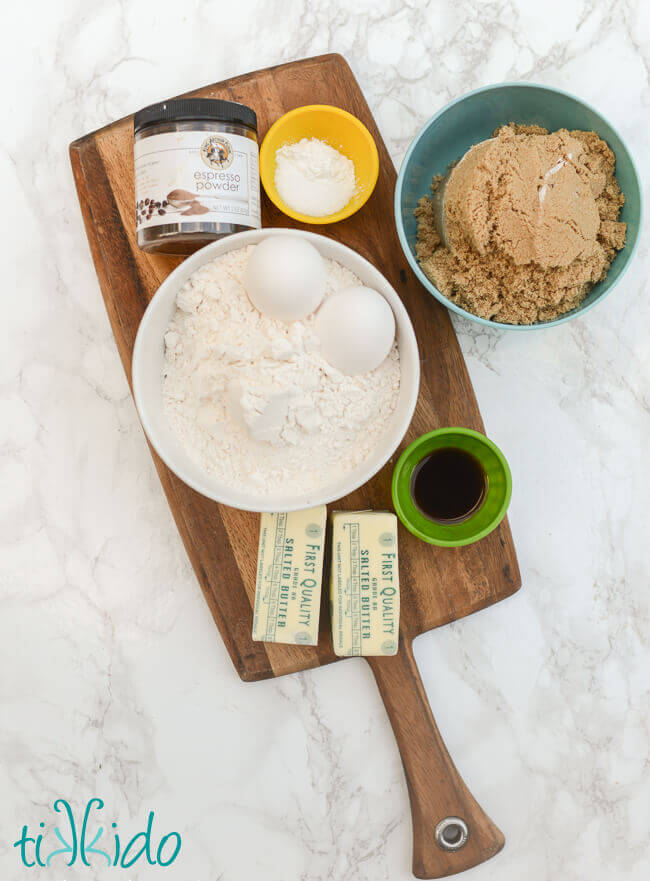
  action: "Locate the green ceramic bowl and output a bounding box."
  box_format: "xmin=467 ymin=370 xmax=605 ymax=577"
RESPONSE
xmin=395 ymin=82 xmax=643 ymax=330
xmin=392 ymin=428 xmax=512 ymax=547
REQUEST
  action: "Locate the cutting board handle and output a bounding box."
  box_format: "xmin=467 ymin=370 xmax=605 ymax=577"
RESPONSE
xmin=367 ymin=639 xmax=504 ymax=878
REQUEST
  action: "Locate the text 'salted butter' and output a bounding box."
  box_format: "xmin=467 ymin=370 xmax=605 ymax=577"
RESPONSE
xmin=330 ymin=511 xmax=400 ymax=656
xmin=253 ymin=506 xmax=327 ymax=646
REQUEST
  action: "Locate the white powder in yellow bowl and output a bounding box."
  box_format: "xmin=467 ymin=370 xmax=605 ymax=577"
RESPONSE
xmin=274 ymin=137 xmax=356 ymax=217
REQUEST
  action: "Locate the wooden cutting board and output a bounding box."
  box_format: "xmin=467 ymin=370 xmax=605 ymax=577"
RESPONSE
xmin=70 ymin=53 xmax=521 ymax=878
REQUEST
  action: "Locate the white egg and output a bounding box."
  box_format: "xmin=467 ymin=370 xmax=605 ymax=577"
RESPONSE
xmin=245 ymin=236 xmax=326 ymax=321
xmin=315 ymin=285 xmax=396 ymax=375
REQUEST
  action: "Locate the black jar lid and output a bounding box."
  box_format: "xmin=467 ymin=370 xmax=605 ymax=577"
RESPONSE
xmin=134 ymin=98 xmax=257 ymax=133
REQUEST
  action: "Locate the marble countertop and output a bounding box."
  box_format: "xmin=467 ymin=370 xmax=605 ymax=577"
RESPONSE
xmin=1 ymin=1 xmax=649 ymax=879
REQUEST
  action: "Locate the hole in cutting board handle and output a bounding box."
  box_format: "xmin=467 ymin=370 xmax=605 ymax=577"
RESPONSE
xmin=434 ymin=817 xmax=469 ymax=852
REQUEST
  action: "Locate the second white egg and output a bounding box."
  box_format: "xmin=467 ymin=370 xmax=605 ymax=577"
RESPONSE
xmin=315 ymin=285 xmax=396 ymax=375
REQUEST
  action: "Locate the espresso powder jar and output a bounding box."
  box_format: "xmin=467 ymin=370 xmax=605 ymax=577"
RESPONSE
xmin=134 ymin=98 xmax=261 ymax=255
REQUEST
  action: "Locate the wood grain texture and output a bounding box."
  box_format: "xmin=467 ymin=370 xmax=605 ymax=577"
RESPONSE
xmin=70 ymin=54 xmax=522 ymax=877
xmin=369 ymin=644 xmax=505 ymax=878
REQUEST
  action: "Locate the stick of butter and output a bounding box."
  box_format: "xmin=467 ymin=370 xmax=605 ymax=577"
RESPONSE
xmin=252 ymin=506 xmax=327 ymax=646
xmin=330 ymin=511 xmax=400 ymax=656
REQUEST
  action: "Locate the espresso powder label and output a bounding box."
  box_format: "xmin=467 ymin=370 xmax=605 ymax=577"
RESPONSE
xmin=134 ymin=130 xmax=261 ymax=230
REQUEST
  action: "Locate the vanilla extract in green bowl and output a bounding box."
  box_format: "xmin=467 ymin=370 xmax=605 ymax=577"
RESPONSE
xmin=392 ymin=428 xmax=512 ymax=547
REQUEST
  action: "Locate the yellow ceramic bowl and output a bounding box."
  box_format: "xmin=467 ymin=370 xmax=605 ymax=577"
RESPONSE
xmin=259 ymin=105 xmax=380 ymax=224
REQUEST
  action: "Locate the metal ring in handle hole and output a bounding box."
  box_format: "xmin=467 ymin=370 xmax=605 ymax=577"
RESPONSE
xmin=434 ymin=817 xmax=469 ymax=852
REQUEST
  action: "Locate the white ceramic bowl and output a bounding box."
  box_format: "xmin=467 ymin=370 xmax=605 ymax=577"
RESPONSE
xmin=132 ymin=229 xmax=420 ymax=512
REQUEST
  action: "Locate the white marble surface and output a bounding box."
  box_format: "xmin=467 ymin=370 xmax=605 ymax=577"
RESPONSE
xmin=1 ymin=0 xmax=649 ymax=878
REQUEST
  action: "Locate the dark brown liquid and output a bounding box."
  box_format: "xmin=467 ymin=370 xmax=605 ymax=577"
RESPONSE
xmin=410 ymin=447 xmax=487 ymax=524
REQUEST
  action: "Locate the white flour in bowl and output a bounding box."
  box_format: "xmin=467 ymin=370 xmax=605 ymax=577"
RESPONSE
xmin=162 ymin=244 xmax=401 ymax=496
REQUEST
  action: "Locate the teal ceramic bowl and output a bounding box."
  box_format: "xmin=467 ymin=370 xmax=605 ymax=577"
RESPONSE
xmin=392 ymin=428 xmax=512 ymax=547
xmin=395 ymin=82 xmax=643 ymax=330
